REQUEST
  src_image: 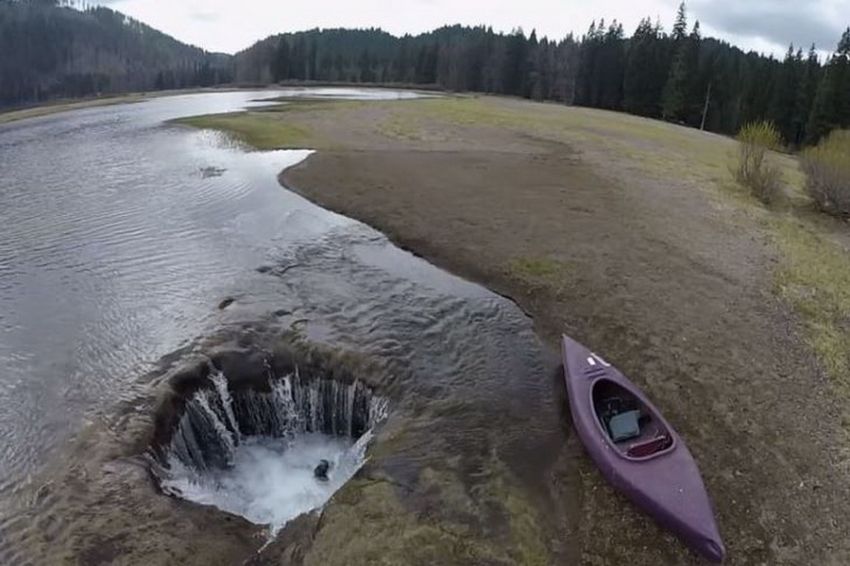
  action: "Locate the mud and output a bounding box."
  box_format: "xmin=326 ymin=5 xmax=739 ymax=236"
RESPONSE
xmin=278 ymin=97 xmax=850 ymax=564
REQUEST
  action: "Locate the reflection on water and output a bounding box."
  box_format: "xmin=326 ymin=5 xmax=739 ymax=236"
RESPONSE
xmin=0 ymin=89 xmax=418 ymax=485
xmin=0 ymin=88 xmax=564 ymax=565
xmin=261 ymin=87 xmax=426 ymax=101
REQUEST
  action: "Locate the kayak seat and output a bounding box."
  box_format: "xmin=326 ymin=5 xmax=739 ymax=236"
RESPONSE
xmin=627 ymin=434 xmax=672 ymax=458
xmin=607 ymin=410 xmax=641 ymax=442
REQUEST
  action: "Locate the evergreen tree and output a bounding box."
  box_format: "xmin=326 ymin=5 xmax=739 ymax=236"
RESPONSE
xmin=596 ymin=21 xmax=626 ymax=109
xmin=663 ymin=18 xmax=701 ymax=122
xmin=0 ymin=0 xmax=231 ymax=105
xmin=768 ymin=45 xmax=802 ymax=144
xmin=7 ymin=0 xmax=847 ymax=145
xmin=272 ymin=39 xmax=290 ymax=82
xmin=576 ymin=20 xmax=604 ymax=105
xmin=503 ymin=28 xmax=529 ymax=96
xmin=525 ymin=29 xmax=542 ymax=98
xmin=624 ymin=18 xmax=665 ymax=116
xmin=359 ymin=50 xmax=375 ymax=82
xmin=792 ymin=46 xmax=820 ymax=145
xmin=671 ymin=3 xmax=688 ymax=42
xmin=807 ymin=28 xmax=850 ymax=144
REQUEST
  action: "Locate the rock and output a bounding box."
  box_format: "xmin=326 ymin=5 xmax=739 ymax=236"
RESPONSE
xmin=314 ymin=460 xmax=331 ymax=481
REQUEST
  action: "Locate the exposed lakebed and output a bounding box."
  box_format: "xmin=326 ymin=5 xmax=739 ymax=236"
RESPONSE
xmin=0 ymin=90 xmax=565 ymax=563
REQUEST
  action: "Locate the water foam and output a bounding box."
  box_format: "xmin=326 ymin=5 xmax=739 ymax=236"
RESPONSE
xmin=158 ymin=371 xmax=386 ymax=533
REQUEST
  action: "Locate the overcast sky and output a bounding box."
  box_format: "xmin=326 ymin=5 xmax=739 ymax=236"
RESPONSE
xmin=97 ymin=0 xmax=848 ymax=58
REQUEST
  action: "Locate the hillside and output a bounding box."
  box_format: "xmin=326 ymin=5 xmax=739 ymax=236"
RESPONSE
xmin=235 ymin=21 xmax=850 ymax=144
xmin=0 ymin=0 xmax=232 ymax=107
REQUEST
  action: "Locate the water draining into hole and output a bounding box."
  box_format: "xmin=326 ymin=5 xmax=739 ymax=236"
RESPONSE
xmin=156 ymin=369 xmax=388 ymax=533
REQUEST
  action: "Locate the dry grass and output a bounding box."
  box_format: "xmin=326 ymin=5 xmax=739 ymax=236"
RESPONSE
xmin=773 ymin=216 xmax=850 ymax=388
xmin=801 ymin=130 xmax=850 ymax=218
xmin=176 ymin=93 xmax=850 ymax=401
xmin=733 ymin=121 xmax=783 ymax=205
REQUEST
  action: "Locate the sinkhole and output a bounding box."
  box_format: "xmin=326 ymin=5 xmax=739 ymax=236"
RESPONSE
xmin=149 ymin=346 xmax=388 ymax=534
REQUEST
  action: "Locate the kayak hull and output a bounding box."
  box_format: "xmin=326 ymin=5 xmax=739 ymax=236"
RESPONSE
xmin=562 ymin=334 xmax=725 ymax=563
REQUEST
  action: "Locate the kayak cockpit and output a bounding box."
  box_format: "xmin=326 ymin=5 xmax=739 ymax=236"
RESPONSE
xmin=592 ymin=378 xmax=673 ymax=460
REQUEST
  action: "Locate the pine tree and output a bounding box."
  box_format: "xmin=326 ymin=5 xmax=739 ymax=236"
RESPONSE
xmin=624 ymin=18 xmax=658 ymax=115
xmin=359 ymin=50 xmax=375 ymax=82
xmin=662 ymin=18 xmax=700 ymax=122
xmin=837 ymin=28 xmax=850 ymax=127
xmin=272 ymin=38 xmax=290 ymax=82
xmin=525 ymin=29 xmax=541 ymax=98
xmin=806 ymin=28 xmax=850 ymax=144
xmin=789 ymin=47 xmax=816 ymax=146
xmin=576 ymin=20 xmax=605 ymax=105
xmin=502 ymin=28 xmax=529 ymax=96
xmin=671 ymin=3 xmax=687 ymax=42
xmin=768 ymin=45 xmax=802 ymax=144
xmin=596 ymin=21 xmax=625 ymax=110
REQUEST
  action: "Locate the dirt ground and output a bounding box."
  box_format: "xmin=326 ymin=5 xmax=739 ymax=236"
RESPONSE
xmin=185 ymin=95 xmax=850 ymax=565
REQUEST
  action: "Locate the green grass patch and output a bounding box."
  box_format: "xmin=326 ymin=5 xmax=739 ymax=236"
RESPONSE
xmin=773 ymin=216 xmax=850 ymax=388
xmin=173 ymin=111 xmax=311 ymax=149
xmin=378 ymin=113 xmax=423 ymax=141
xmin=413 ymin=97 xmax=531 ymax=129
xmin=256 ymin=99 xmax=364 ymax=114
xmin=508 ymin=256 xmax=570 ymax=281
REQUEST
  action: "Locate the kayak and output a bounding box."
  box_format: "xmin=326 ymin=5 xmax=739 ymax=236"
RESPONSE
xmin=562 ymin=334 xmax=726 ymax=563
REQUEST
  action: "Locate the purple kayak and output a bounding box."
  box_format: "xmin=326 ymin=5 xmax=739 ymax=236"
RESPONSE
xmin=562 ymin=334 xmax=725 ymax=563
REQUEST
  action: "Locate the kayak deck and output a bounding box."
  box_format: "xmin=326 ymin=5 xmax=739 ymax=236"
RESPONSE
xmin=592 ymin=378 xmax=674 ymax=459
xmin=563 ymin=334 xmax=726 ymax=563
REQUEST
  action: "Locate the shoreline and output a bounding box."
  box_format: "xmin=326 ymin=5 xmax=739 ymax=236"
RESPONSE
xmin=0 ymin=86 xmax=270 ymax=125
xmin=8 ymin=91 xmax=847 ymax=564
xmin=259 ymin=95 xmax=850 ymax=564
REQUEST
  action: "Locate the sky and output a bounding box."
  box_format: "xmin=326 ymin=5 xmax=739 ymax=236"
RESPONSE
xmin=96 ymin=0 xmax=849 ymax=58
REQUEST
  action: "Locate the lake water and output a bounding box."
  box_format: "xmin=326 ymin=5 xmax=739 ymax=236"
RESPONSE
xmin=0 ymin=89 xmax=558 ymax=563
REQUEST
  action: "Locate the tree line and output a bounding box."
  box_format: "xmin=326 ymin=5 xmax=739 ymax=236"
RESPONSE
xmin=235 ymin=4 xmax=850 ymax=145
xmin=3 ymin=0 xmax=848 ymax=146
xmin=0 ymin=0 xmax=231 ymax=107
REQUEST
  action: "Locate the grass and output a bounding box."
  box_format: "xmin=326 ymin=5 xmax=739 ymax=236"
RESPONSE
xmin=173 ymin=111 xmax=312 ymax=149
xmin=473 ymin=96 xmax=850 ymax=398
xmin=773 ymin=216 xmax=850 ymax=388
xmin=414 ymin=97 xmax=531 ymax=128
xmin=173 ymin=93 xmax=850 ymax=396
xmin=508 ymin=257 xmax=566 ymax=280
xmin=734 ymin=121 xmax=783 ymax=205
xmin=307 ymin=470 xmax=548 ymax=565
xmin=378 ymin=114 xmax=423 ymax=141
xmin=172 ymin=100 xmax=365 ymax=149
xmin=493 ymin=479 xmax=549 ymax=566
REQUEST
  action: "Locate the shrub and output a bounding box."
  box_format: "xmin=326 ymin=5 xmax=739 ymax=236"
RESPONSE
xmin=801 ymin=130 xmax=850 ymax=218
xmin=734 ymin=121 xmax=783 ymax=204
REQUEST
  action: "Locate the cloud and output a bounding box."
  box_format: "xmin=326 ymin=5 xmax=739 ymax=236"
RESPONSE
xmin=691 ymin=0 xmax=845 ymax=53
xmin=190 ymin=11 xmax=218 ymax=23
xmin=89 ymin=0 xmax=841 ymax=57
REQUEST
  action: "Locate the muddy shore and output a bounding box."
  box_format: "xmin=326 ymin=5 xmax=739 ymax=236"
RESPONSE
xmin=271 ymin=96 xmax=850 ymax=564
xmin=5 ymin=94 xmax=848 ymax=565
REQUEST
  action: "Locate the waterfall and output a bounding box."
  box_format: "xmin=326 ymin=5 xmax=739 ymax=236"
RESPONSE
xmin=210 ymin=369 xmax=241 ymax=439
xmin=156 ymin=367 xmax=389 ymax=533
xmin=164 ymin=371 xmax=387 ymax=473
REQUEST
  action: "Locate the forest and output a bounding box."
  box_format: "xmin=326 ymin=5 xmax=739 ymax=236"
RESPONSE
xmin=2 ymin=0 xmax=848 ymax=146
xmin=234 ymin=4 xmax=850 ymax=146
xmin=0 ymin=0 xmax=231 ymax=106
